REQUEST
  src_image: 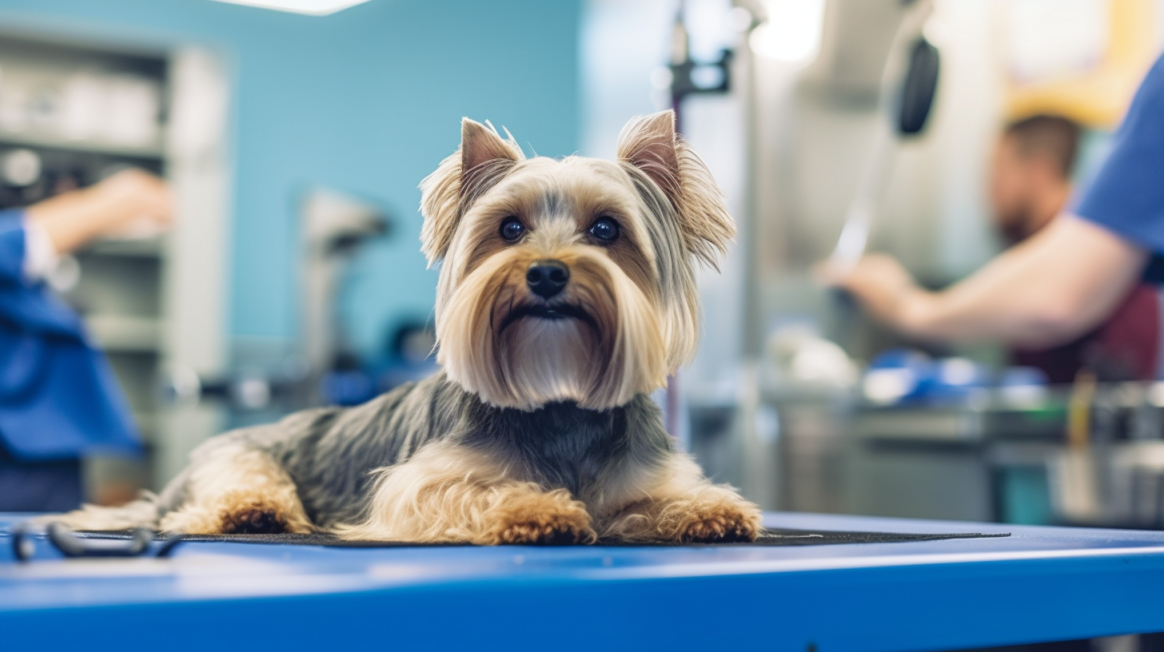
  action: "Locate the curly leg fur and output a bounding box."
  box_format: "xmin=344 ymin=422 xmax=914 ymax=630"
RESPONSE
xmin=598 ymin=454 xmax=762 ymax=543
xmin=336 ymin=441 xmax=597 ymax=545
xmin=157 ymin=444 xmax=314 ymax=535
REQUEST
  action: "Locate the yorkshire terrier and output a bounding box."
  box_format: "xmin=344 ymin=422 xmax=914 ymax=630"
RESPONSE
xmin=49 ymin=110 xmax=763 ymax=544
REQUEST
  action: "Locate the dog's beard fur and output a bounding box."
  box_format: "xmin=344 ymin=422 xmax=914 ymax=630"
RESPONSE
xmin=437 ymin=228 xmax=667 ymax=410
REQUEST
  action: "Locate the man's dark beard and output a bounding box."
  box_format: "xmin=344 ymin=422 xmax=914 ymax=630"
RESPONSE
xmin=996 ymin=202 xmax=1037 ymax=246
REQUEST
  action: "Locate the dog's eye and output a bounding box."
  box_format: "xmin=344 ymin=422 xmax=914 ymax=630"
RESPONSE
xmin=589 ymin=216 xmax=620 ymax=243
xmin=499 ymin=217 xmax=525 ymax=242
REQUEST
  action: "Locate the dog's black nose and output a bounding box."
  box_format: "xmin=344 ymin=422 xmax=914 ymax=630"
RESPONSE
xmin=526 ymin=260 xmax=570 ymax=299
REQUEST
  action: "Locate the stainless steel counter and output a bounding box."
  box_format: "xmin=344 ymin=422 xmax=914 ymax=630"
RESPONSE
xmin=745 ymin=382 xmax=1164 ymax=528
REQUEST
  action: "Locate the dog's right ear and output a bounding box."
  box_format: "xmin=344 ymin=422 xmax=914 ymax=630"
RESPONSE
xmin=419 ymin=119 xmax=522 ymax=266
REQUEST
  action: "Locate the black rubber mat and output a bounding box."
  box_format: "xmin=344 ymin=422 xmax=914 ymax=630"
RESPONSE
xmin=74 ymin=528 xmax=1010 ymax=547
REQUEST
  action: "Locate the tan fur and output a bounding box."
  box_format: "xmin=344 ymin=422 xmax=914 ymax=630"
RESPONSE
xmin=436 ymin=228 xmax=668 ymax=410
xmin=157 ymin=444 xmax=314 ymax=534
xmin=420 ymin=112 xmax=736 ymax=412
xmin=337 ymin=441 xmax=597 ymax=544
xmin=426 ymin=157 xmax=699 ymax=409
xmin=596 ymin=454 xmax=762 ymax=543
xmin=342 ymin=440 xmax=758 ymax=544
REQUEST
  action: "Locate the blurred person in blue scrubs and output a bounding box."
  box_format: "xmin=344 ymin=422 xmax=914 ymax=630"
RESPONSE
xmin=0 ymin=169 xmax=172 ymax=512
xmin=830 ymin=54 xmax=1164 ymax=372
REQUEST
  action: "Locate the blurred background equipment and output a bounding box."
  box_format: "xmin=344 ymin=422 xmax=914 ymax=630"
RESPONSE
xmin=1003 ymin=0 xmax=1159 ymax=129
xmin=0 ymin=31 xmax=230 ymax=505
xmin=300 ymin=187 xmax=389 ymax=396
xmin=829 ymin=4 xmax=940 ymax=271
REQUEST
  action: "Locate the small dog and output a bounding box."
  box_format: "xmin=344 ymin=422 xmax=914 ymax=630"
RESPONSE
xmin=52 ymin=110 xmax=762 ymax=544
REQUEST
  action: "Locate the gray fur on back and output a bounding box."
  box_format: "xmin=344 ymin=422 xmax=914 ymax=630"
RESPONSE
xmin=158 ymin=371 xmax=672 ymax=529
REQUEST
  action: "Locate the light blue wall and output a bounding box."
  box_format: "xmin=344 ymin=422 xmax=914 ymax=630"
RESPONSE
xmin=0 ymin=0 xmax=581 ymax=359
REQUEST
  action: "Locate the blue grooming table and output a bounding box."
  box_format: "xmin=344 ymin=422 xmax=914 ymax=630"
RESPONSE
xmin=3 ymin=512 xmax=1164 ymax=651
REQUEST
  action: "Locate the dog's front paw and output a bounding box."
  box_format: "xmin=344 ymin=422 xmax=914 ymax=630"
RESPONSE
xmin=215 ymin=490 xmax=304 ymax=535
xmin=487 ymin=490 xmax=597 ymax=545
xmin=496 ymin=516 xmax=593 ymax=545
xmin=221 ymin=503 xmax=286 ymax=534
xmin=159 ymin=491 xmax=314 ymax=535
xmin=677 ymin=500 xmax=763 ymax=543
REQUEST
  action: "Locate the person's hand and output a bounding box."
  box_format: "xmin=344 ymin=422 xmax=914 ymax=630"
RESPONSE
xmin=27 ymin=169 xmax=173 ymax=255
xmin=818 ymin=253 xmax=921 ymax=331
xmin=86 ymin=169 xmax=174 ymax=235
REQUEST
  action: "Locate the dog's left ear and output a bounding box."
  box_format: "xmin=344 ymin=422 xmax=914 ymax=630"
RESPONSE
xmin=616 ymin=110 xmax=735 ymax=267
xmin=420 ymin=118 xmax=523 ymax=266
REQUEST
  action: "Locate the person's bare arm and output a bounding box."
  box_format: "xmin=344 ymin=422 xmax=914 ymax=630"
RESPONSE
xmin=829 ymin=215 xmax=1148 ymax=348
xmin=25 ymin=169 xmax=173 ymax=256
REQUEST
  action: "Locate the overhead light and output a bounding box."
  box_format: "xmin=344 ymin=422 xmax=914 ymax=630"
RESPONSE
xmin=749 ymin=0 xmax=826 ymax=64
xmin=210 ymin=0 xmax=371 ymax=16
